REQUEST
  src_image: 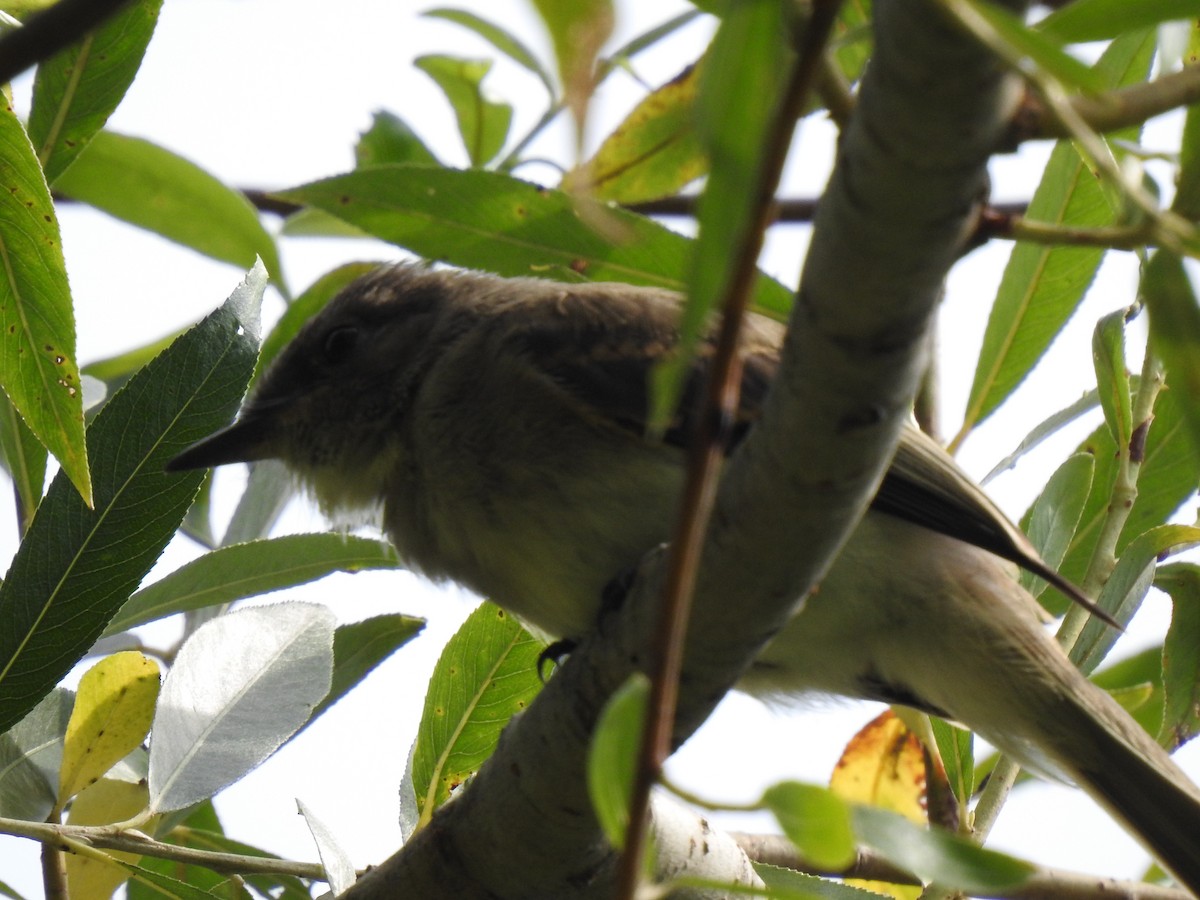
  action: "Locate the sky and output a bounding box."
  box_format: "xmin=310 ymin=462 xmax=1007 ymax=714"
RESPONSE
xmin=3 ymin=1 xmax=1198 ymax=896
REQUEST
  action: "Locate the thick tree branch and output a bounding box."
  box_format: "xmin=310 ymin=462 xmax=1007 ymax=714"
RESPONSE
xmin=341 ymin=0 xmax=1026 ymax=895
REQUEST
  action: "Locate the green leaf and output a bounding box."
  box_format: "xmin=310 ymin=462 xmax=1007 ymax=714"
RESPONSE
xmin=1092 ymin=309 xmax=1133 ymax=451
xmin=0 ymin=688 xmax=72 ymax=821
xmin=982 ymin=389 xmax=1101 ymax=483
xmin=1153 ymin=562 xmax=1200 ymax=750
xmin=0 ymin=391 xmax=47 ymax=534
xmin=562 ymin=63 xmax=705 ymax=204
xmin=423 ymin=8 xmax=555 ymax=95
xmin=1062 ymin=384 xmax=1197 ymax=585
xmin=414 ymin=55 xmax=513 ymax=167
xmin=355 ymin=111 xmax=439 ymax=169
xmin=27 ymin=0 xmax=162 ymax=184
xmin=1092 ymin=646 xmax=1164 ymax=739
xmin=105 ymin=534 xmax=403 ymax=637
xmin=0 ymin=264 xmax=264 ymax=736
xmin=828 ymin=0 xmax=872 ymax=91
xmin=929 ymin=717 xmax=975 ymax=805
xmin=655 ymin=0 xmax=792 ymax=428
xmin=54 ymin=131 xmax=284 ymax=287
xmin=754 ymin=863 xmax=888 ymax=899
xmin=587 ymin=673 xmax=648 ymax=849
xmin=853 ymin=806 xmax=1034 ymax=892
xmin=410 ymin=603 xmax=544 ymax=825
xmin=313 ymin=613 xmax=425 ymax=721
xmin=1071 ymin=524 xmax=1200 ymax=673
xmin=220 ymin=459 xmax=293 ymax=546
xmin=82 ymin=329 xmax=182 ymax=395
xmin=1038 ymin=0 xmax=1200 ymax=43
xmin=966 ymin=0 xmax=1105 ymax=91
xmin=1174 ymin=22 xmax=1200 ymax=222
xmin=762 ymin=782 xmax=856 ymax=871
xmin=1145 ymin=250 xmax=1200 ymax=459
xmin=1019 ymin=452 xmax=1094 ymax=610
xmin=530 ymin=0 xmax=613 ymax=122
xmin=114 ymin=859 xmax=230 ymax=899
xmin=0 ymin=102 xmax=90 ymax=504
xmin=255 ymin=263 xmax=378 ymax=383
xmin=278 ymin=165 xmax=794 ymax=314
xmin=960 ymin=30 xmax=1154 ymax=437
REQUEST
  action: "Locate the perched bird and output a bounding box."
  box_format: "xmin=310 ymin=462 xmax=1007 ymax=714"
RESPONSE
xmin=169 ymin=264 xmax=1200 ymax=892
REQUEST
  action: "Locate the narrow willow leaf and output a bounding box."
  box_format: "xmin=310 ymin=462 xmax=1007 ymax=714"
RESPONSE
xmin=853 ymin=807 xmax=1033 ymax=892
xmin=1038 ymin=0 xmax=1199 ymax=43
xmin=220 ymin=459 xmax=294 ymax=546
xmin=1145 ymin=250 xmax=1200 ymax=459
xmin=0 ymin=391 xmax=47 ymax=534
xmin=278 ymin=165 xmax=795 ymax=315
xmin=562 ymin=63 xmax=705 ymax=204
xmin=960 ymin=30 xmax=1154 ymax=437
xmin=58 ymin=652 xmax=159 ymax=802
xmin=1092 ymin=309 xmax=1133 ymax=451
xmin=54 ymin=131 xmax=284 ymax=287
xmin=1019 ymin=452 xmax=1094 ymax=607
xmin=410 ymin=603 xmax=544 ymax=824
xmin=1072 ymin=524 xmax=1200 ymax=673
xmin=763 ymin=782 xmax=856 ymax=872
xmin=0 ymin=688 xmax=72 ymax=820
xmin=929 ymin=717 xmax=974 ymax=807
xmin=965 ymin=0 xmax=1104 ymax=91
xmin=148 ymin=603 xmax=334 ymax=813
xmin=105 ymin=534 xmax=402 ymax=637
xmin=354 ymin=111 xmax=439 ymax=169
xmin=423 ymin=8 xmax=555 ymax=95
xmin=296 ymin=799 xmax=356 ymax=894
xmin=530 ymin=0 xmax=613 ymax=124
xmin=313 ymin=614 xmax=425 ymax=722
xmin=654 ymin=0 xmax=791 ymax=429
xmin=587 ymin=673 xmax=648 ymax=849
xmin=1061 ymin=385 xmax=1196 ymax=585
xmin=1153 ymin=563 xmax=1200 ymax=750
xmin=1093 ymin=646 xmax=1164 ymax=739
xmin=414 ymin=55 xmax=512 ymax=167
xmin=27 ymin=0 xmax=162 ymax=183
xmin=1174 ymin=21 xmax=1200 ymax=222
xmin=0 ymin=101 xmax=89 ymax=503
xmin=0 ymin=264 xmax=264 ymax=736
xmin=755 ymin=863 xmax=891 ymax=899
xmin=113 ymin=860 xmax=229 ymax=900
xmin=982 ymin=389 xmax=1100 ymax=484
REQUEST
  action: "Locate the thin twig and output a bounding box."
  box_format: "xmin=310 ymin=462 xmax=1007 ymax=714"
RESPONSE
xmin=615 ymin=3 xmax=844 ymax=896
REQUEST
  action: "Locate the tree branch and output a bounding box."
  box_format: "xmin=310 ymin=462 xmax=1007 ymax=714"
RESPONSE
xmin=338 ymin=0 xmax=1028 ymax=896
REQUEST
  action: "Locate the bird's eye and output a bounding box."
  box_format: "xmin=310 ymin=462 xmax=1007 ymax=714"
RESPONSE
xmin=323 ymin=326 xmax=358 ymax=364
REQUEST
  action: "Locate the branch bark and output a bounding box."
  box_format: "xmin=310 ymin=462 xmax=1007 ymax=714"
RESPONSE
xmin=343 ymin=0 xmax=1026 ymax=895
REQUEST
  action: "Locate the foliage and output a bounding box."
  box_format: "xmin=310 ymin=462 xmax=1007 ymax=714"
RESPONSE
xmin=0 ymin=1 xmax=1199 ymax=898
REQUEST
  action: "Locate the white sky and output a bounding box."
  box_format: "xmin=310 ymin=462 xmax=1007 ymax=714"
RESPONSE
xmin=3 ymin=1 xmax=1199 ymax=896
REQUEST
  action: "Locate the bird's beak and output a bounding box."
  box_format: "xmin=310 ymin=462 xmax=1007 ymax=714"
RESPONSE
xmin=166 ymin=407 xmax=280 ymax=472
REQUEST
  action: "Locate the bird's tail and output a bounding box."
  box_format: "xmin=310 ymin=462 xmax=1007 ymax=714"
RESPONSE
xmin=1013 ymin=650 xmax=1200 ymax=896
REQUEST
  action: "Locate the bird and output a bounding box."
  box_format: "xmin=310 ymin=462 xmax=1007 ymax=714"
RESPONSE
xmin=168 ymin=264 xmax=1200 ymax=892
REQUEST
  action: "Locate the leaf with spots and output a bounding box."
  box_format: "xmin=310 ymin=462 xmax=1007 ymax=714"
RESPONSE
xmin=409 ymin=603 xmax=545 ymax=828
xmin=28 ymin=0 xmax=163 ymax=184
xmin=0 ymin=100 xmax=90 ymax=504
xmin=58 ymin=651 xmax=159 ymax=804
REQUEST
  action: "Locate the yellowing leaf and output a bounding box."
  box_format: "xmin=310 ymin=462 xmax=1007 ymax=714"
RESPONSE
xmin=59 ymin=652 xmax=159 ymax=802
xmin=562 ymin=63 xmax=706 ymax=203
xmin=64 ymin=777 xmax=150 ymax=900
xmin=831 ymin=711 xmax=926 ymax=900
